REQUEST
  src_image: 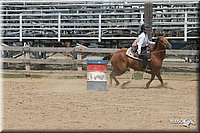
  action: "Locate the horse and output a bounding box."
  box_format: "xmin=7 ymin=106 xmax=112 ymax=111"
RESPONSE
xmin=102 ymin=34 xmax=172 ymax=89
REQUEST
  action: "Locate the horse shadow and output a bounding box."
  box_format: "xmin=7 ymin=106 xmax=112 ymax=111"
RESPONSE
xmin=120 ymin=81 xmax=173 ymax=90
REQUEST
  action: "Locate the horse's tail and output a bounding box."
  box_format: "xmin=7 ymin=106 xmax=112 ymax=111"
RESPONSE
xmin=102 ymin=53 xmax=113 ymax=61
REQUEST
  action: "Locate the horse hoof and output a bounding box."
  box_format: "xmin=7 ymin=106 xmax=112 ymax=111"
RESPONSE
xmin=144 ymin=86 xmax=149 ymax=89
xmin=115 ymin=84 xmax=119 ymax=86
xmin=121 ymin=81 xmax=131 ymax=88
xmin=158 ymin=84 xmax=164 ymax=88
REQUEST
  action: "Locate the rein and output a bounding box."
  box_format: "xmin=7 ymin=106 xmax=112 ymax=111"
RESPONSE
xmin=140 ymin=48 xmax=166 ymax=55
xmin=151 ymin=49 xmax=166 ymax=54
xmin=149 ymin=41 xmax=185 ymax=60
xmin=149 ymin=40 xmax=167 ymax=54
xmin=141 ymin=41 xmax=166 ymax=55
xmin=166 ymin=49 xmax=187 ymax=60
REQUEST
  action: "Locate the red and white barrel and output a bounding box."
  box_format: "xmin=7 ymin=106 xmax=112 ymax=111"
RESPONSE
xmin=87 ymin=60 xmax=108 ymax=91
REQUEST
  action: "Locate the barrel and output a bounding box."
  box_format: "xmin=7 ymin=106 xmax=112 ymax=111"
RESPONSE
xmin=87 ymin=60 xmax=108 ymax=91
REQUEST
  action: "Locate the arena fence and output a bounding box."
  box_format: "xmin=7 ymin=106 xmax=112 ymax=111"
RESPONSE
xmin=1 ymin=45 xmax=198 ymax=71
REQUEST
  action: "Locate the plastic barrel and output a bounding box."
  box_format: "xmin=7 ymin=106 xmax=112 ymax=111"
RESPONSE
xmin=87 ymin=60 xmax=108 ymax=91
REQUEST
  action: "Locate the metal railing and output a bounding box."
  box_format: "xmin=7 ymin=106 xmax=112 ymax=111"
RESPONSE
xmin=1 ymin=1 xmax=199 ymax=43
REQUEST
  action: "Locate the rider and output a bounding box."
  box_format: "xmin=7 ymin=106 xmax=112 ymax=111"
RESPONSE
xmin=132 ymin=23 xmax=155 ymax=72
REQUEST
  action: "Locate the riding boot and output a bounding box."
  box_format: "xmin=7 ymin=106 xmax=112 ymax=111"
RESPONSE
xmin=147 ymin=51 xmax=151 ymax=61
xmin=142 ymin=57 xmax=151 ymax=73
xmin=143 ymin=66 xmax=151 ymax=73
xmin=143 ymin=65 xmax=151 ymax=73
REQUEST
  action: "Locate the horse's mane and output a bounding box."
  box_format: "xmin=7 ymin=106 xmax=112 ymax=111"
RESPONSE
xmin=151 ymin=38 xmax=159 ymax=52
xmin=151 ymin=34 xmax=165 ymax=52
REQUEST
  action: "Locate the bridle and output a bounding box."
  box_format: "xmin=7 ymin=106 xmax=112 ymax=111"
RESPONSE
xmin=140 ymin=37 xmax=171 ymax=55
xmin=150 ymin=38 xmax=170 ymax=54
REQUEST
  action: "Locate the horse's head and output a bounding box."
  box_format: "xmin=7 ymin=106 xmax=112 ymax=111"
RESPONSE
xmin=157 ymin=34 xmax=172 ymax=49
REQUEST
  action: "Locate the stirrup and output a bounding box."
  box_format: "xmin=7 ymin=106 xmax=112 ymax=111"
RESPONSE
xmin=143 ymin=68 xmax=151 ymax=73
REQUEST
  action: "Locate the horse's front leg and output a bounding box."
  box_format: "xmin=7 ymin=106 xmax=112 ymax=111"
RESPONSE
xmin=155 ymin=71 xmax=164 ymax=87
xmin=145 ymin=73 xmax=155 ymax=89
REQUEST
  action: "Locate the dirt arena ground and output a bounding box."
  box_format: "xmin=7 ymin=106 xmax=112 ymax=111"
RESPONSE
xmin=2 ymin=70 xmax=199 ymax=131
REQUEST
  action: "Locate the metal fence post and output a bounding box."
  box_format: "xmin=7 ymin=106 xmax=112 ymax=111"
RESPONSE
xmin=58 ymin=12 xmax=61 ymax=42
xmin=19 ymin=14 xmax=22 ymax=42
xmin=140 ymin=11 xmax=144 ymax=25
xmin=98 ymin=14 xmax=102 ymax=42
xmin=184 ymin=12 xmax=188 ymax=42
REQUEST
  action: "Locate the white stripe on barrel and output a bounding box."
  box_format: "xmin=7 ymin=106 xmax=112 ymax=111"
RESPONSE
xmin=87 ymin=60 xmax=108 ymax=91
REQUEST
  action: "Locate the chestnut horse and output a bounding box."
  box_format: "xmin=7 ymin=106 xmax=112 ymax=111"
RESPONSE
xmin=102 ymin=34 xmax=172 ymax=88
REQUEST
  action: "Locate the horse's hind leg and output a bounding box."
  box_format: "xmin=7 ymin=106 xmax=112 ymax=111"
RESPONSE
xmin=110 ymin=71 xmax=119 ymax=86
xmin=109 ymin=75 xmax=113 ymax=85
xmin=145 ymin=73 xmax=155 ymax=89
xmin=113 ymin=76 xmax=120 ymax=86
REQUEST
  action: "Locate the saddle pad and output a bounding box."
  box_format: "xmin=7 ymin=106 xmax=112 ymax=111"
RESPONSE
xmin=125 ymin=47 xmax=142 ymax=61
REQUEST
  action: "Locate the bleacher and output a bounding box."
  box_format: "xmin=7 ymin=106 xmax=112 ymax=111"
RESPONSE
xmin=1 ymin=0 xmax=199 ymax=48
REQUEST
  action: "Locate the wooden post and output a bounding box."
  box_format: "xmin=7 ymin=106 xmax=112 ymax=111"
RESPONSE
xmin=3 ymin=51 xmax=8 ymax=68
xmin=77 ymin=53 xmax=82 ymax=71
xmin=40 ymin=44 xmax=46 ymax=69
xmin=24 ymin=45 xmax=31 ymax=71
xmin=144 ymin=0 xmax=153 ymax=40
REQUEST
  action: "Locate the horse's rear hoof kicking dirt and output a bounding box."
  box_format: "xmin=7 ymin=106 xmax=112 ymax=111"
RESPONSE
xmin=102 ymin=34 xmax=172 ymax=89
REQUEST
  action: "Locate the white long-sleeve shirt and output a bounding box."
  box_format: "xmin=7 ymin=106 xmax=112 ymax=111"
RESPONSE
xmin=136 ymin=32 xmax=155 ymax=54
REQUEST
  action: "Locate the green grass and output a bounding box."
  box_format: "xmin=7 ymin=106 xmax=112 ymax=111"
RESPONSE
xmin=2 ymin=74 xmax=47 ymax=78
xmin=58 ymin=75 xmax=86 ymax=79
xmin=132 ymin=72 xmax=144 ymax=80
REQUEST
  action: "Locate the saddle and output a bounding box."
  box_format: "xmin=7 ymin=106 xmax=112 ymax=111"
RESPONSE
xmin=126 ymin=47 xmax=141 ymax=61
xmin=126 ymin=47 xmax=151 ymax=61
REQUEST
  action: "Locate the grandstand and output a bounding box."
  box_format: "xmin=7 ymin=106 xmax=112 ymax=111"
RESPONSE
xmin=1 ymin=0 xmax=199 ymax=49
